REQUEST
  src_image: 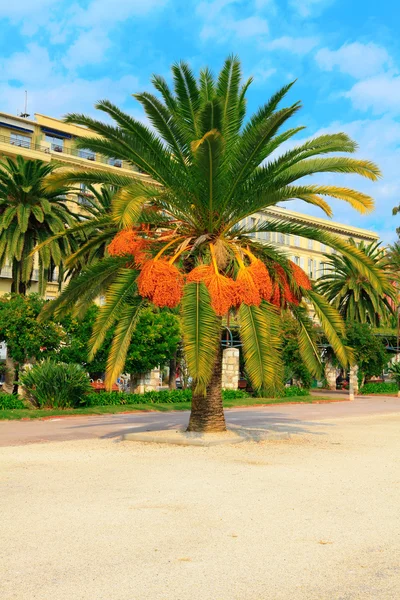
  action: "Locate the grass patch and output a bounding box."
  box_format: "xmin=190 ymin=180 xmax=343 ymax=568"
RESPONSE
xmin=0 ymin=395 xmax=338 ymax=420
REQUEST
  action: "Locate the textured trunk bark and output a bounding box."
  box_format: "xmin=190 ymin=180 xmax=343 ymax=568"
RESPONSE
xmin=187 ymin=344 xmax=226 ymax=433
xmin=130 ymin=374 xmax=139 ymax=394
xmin=168 ymin=356 xmax=177 ymax=389
xmin=2 ymin=356 xmax=15 ymax=395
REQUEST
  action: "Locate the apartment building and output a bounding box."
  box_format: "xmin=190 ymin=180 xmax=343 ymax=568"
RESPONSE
xmin=0 ymin=110 xmax=149 ymax=298
xmin=0 ymin=110 xmax=379 ymax=297
xmin=248 ymin=205 xmax=378 ymax=282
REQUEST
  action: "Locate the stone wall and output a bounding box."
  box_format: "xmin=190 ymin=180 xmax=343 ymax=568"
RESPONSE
xmin=221 ymin=347 xmax=239 ymax=390
xmin=131 ymin=368 xmax=161 ymax=394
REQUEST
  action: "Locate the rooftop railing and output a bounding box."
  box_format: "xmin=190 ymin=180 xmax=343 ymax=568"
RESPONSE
xmin=0 ymin=134 xmax=140 ymax=173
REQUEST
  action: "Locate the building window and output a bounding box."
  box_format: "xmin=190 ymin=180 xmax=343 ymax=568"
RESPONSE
xmin=10 ymin=133 xmax=31 ymax=148
xmin=308 ymin=258 xmax=313 ymax=278
xmin=108 ymin=157 xmax=122 ymax=168
xmin=78 ymin=148 xmax=96 ymax=161
xmin=308 ymin=239 xmax=313 ymax=250
xmin=294 ymin=235 xmax=300 ymax=247
xmin=278 ymin=233 xmax=285 ymax=244
xmin=78 ymin=183 xmax=91 ymax=206
xmin=45 ymin=134 xmax=64 ymax=152
xmin=293 ymin=256 xmax=300 ymax=266
xmin=248 ymin=217 xmax=257 ymax=238
xmin=320 ymin=242 xmax=327 ymax=252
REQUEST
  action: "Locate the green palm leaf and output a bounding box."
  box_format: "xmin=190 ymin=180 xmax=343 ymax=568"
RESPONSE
xmin=181 ymin=282 xmax=221 ymax=394
xmin=239 ymin=302 xmax=283 ymax=396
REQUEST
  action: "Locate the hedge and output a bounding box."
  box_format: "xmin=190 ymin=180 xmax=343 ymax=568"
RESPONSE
xmin=0 ymin=395 xmax=26 ymax=410
xmin=360 ymin=382 xmax=398 ymax=395
xmin=81 ymin=388 xmax=249 ymax=407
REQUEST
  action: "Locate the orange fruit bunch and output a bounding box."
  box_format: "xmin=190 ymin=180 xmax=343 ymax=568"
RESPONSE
xmin=108 ymin=229 xmax=149 ymax=266
xmin=187 ymin=264 xmax=236 ymax=316
xmin=137 ymin=259 xmax=184 ymax=308
xmin=290 ymin=262 xmax=312 ymax=290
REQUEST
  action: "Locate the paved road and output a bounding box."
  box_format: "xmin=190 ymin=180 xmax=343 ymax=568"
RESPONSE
xmin=0 ymin=394 xmax=399 ymax=446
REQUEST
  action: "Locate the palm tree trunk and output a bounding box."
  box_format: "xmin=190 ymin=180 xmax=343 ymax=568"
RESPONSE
xmin=187 ymin=344 xmax=226 ymax=433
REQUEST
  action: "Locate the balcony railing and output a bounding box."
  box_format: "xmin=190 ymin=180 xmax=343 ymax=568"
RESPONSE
xmin=0 ymin=134 xmax=140 ymax=173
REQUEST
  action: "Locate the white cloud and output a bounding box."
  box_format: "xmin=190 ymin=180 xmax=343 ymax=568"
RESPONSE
xmin=197 ymin=0 xmax=268 ymax=41
xmin=201 ymin=14 xmax=268 ymax=41
xmin=316 ymin=42 xmax=392 ymax=79
xmin=63 ymin=29 xmax=112 ymax=70
xmin=0 ymin=44 xmax=55 ymax=86
xmin=69 ymin=0 xmax=167 ymax=29
xmin=0 ymin=44 xmax=140 ymax=118
xmin=268 ymin=36 xmax=319 ymax=54
xmin=345 ymin=74 xmax=400 ymax=115
xmin=289 ymin=0 xmax=332 ymax=17
xmin=0 ymin=0 xmax=62 ymax=34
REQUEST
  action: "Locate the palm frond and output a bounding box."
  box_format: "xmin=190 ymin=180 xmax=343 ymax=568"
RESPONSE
xmin=239 ymin=301 xmax=283 ymax=396
xmin=181 ymin=282 xmax=221 ymax=394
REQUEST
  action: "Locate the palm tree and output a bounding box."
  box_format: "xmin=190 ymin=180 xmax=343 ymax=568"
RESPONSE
xmin=316 ymin=240 xmax=396 ymax=327
xmin=42 ymin=56 xmax=384 ymax=432
xmin=0 ymin=156 xmax=78 ymax=295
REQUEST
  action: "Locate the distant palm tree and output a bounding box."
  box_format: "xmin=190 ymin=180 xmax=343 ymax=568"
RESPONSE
xmin=43 ymin=56 xmax=384 ymax=432
xmin=0 ymin=156 xmax=78 ymax=295
xmin=316 ymin=240 xmax=396 ymax=326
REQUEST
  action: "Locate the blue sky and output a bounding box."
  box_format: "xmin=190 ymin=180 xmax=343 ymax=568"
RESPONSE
xmin=1 ymin=0 xmax=399 ymax=241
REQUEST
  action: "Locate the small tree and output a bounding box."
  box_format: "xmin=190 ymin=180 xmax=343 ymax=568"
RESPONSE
xmin=0 ymin=294 xmax=63 ymax=393
xmin=124 ymin=308 xmax=181 ymax=390
xmin=345 ymin=321 xmax=389 ymax=385
xmin=58 ymin=305 xmax=180 ymax=387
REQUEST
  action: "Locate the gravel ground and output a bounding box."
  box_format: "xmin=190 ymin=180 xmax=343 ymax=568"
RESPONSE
xmin=1 ymin=413 xmax=400 ymax=600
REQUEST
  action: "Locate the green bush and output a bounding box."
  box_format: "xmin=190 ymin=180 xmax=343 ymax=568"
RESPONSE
xmin=360 ymin=382 xmax=397 ymax=395
xmin=81 ymin=387 xmax=250 ymax=407
xmin=20 ymin=360 xmax=92 ymax=408
xmin=0 ymin=394 xmax=26 ymax=410
xmin=221 ymin=389 xmax=250 ymax=400
xmin=283 ymin=386 xmax=310 ymax=397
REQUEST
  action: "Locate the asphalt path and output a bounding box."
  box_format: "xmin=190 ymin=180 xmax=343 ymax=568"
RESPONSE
xmin=0 ymin=394 xmax=399 ymax=446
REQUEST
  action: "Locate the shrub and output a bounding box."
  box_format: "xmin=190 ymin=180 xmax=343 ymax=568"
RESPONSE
xmin=360 ymin=382 xmax=397 ymax=395
xmin=0 ymin=394 xmax=26 ymax=410
xmin=283 ymin=386 xmax=310 ymax=398
xmin=221 ymin=389 xmax=250 ymax=400
xmin=20 ymin=360 xmax=92 ymax=408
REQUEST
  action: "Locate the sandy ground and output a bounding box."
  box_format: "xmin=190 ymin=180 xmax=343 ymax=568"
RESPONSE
xmin=1 ymin=413 xmax=400 ymax=600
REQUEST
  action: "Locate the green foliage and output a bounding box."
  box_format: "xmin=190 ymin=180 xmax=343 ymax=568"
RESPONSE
xmin=0 ymin=394 xmax=26 ymax=409
xmin=220 ymin=389 xmax=250 ymax=400
xmin=345 ymin=321 xmax=389 ymax=381
xmin=281 ymin=311 xmax=314 ymax=388
xmin=0 ymin=156 xmax=79 ymax=294
xmin=58 ymin=305 xmax=113 ymax=374
xmin=283 ymin=386 xmax=310 ymax=397
xmin=82 ymin=387 xmax=249 ymax=407
xmin=316 ymin=240 xmax=395 ymax=327
xmin=124 ymin=308 xmax=181 ymax=374
xmin=388 ymin=361 xmax=400 ymax=387
xmin=359 ymin=382 xmax=397 ymax=395
xmin=58 ymin=305 xmax=180 ymax=378
xmin=20 ymin=359 xmax=92 ymax=408
xmin=0 ymin=294 xmax=63 ymax=365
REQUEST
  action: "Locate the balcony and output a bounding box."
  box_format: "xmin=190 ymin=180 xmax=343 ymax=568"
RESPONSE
xmin=0 ymin=134 xmax=140 ymax=173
